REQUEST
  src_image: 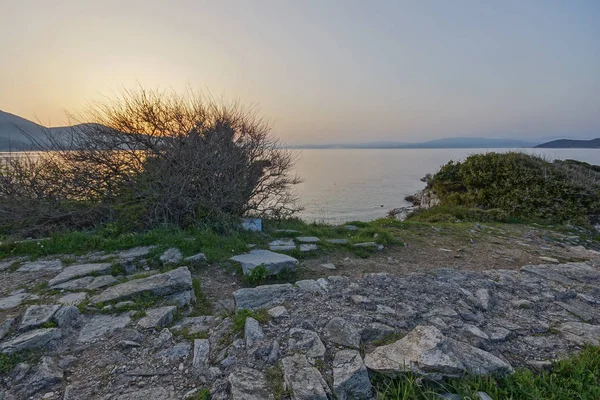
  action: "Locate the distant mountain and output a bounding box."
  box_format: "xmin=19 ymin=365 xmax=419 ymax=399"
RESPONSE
xmin=292 ymin=137 xmax=536 ymax=149
xmin=535 ymin=138 xmax=600 ymax=149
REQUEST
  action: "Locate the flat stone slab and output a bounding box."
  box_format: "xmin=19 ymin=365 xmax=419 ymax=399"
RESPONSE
xmin=324 ymin=317 xmax=361 ymax=349
xmin=90 ymin=267 xmax=192 ymax=304
xmin=333 ymin=349 xmax=373 ymax=400
xmin=229 ymin=367 xmax=272 ymax=400
xmin=521 ymin=262 xmax=600 ymax=285
xmin=171 ymin=316 xmax=221 ymax=335
xmin=0 ymin=292 xmax=31 ymax=310
xmin=299 ymin=244 xmax=318 ymax=252
xmin=48 ymin=263 xmax=112 ymax=286
xmin=118 ymin=246 xmax=156 ymax=259
xmin=77 ymin=314 xmax=131 ymax=342
xmin=137 ymin=306 xmax=177 ymax=329
xmin=234 ymin=283 xmax=295 ymax=310
xmin=87 ymin=275 xmax=119 ymax=290
xmin=296 ymin=236 xmax=320 ymax=243
xmin=17 ymin=260 xmax=63 ymax=273
xmin=192 ymin=339 xmax=210 ymax=371
xmin=326 ymin=239 xmax=349 ymax=244
xmin=230 ymin=250 xmax=299 ymax=276
xmin=559 ymin=322 xmax=600 ymax=346
xmin=320 ymin=263 xmax=337 ymax=270
xmin=20 ymin=305 xmax=61 ymax=331
xmin=52 ymin=277 xmax=95 ymax=291
xmin=269 ymin=245 xmax=297 ymax=251
xmin=0 ymin=318 xmax=16 ymax=341
xmin=364 ymin=325 xmax=513 ymax=377
xmin=269 ymin=239 xmax=295 ymax=247
xmin=1 ymin=328 xmax=62 ymax=354
xmin=288 ymin=328 xmax=326 ymax=359
xmin=0 ymin=261 xmax=13 ymax=271
xmin=282 ymin=353 xmax=331 ymax=400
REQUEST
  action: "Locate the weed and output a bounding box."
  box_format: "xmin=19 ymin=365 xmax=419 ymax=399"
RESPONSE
xmin=232 ymin=309 xmax=270 ymax=334
xmin=189 ymin=277 xmax=212 ymax=317
xmin=187 ymin=388 xmax=211 ymax=400
xmin=266 ymin=364 xmax=290 ymax=399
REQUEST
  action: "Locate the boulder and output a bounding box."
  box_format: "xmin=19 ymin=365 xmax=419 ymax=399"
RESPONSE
xmin=160 ymin=248 xmax=183 ymax=265
xmin=559 ymin=322 xmax=600 ymax=346
xmin=324 ymin=317 xmax=361 ymax=349
xmin=1 ymin=328 xmax=62 ymax=354
xmin=244 ymin=317 xmax=264 ymax=347
xmin=282 ymin=353 xmax=331 ymax=400
xmin=231 ymin=250 xmax=299 ymax=276
xmin=233 ymin=283 xmax=295 ymax=310
xmin=137 ymin=306 xmax=177 ymax=329
xmin=333 ymin=350 xmax=373 ymax=400
xmin=20 ymin=305 xmax=61 ymax=331
xmin=17 ymin=260 xmax=63 ymax=273
xmin=48 ymin=263 xmax=112 ymax=286
xmin=295 ymin=279 xmax=325 ymax=294
xmin=229 ymin=367 xmax=271 ymax=400
xmin=90 ymin=267 xmax=192 ymax=304
xmin=17 ymin=356 xmax=63 ymax=397
xmin=364 ymin=325 xmax=512 ymax=377
xmin=77 ymin=315 xmax=131 ymax=343
xmin=288 ymin=328 xmax=326 ymax=359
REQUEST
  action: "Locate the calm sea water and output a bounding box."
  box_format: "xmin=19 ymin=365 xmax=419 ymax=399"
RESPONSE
xmin=291 ymin=148 xmax=600 ymax=224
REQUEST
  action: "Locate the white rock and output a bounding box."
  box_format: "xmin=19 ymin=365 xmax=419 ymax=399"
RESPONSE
xmin=17 ymin=260 xmax=63 ymax=272
xmin=233 ymin=283 xmax=295 ymax=310
xmin=324 ymin=317 xmax=361 ymax=349
xmin=299 ymin=244 xmax=319 ymax=252
xmin=192 ymin=339 xmax=210 ymax=371
xmin=320 ymin=263 xmax=337 ymax=270
xmin=58 ymin=292 xmax=88 ymax=306
xmin=160 ymin=248 xmax=183 ymax=264
xmin=48 ymin=263 xmax=112 ymax=286
xmin=296 ymin=236 xmax=320 ymax=243
xmin=231 ymin=250 xmax=299 ymax=276
xmin=20 ymin=305 xmax=61 ymax=331
xmin=229 ymin=367 xmax=271 ymax=400
xmin=0 ymin=292 xmax=31 ymax=310
xmin=282 ymin=353 xmax=331 ymax=400
xmin=1 ymin=328 xmax=62 ymax=354
xmin=244 ymin=317 xmax=264 ymax=347
xmin=137 ymin=306 xmax=177 ymax=329
xmin=268 ymin=306 xmax=289 ymax=319
xmin=288 ymin=328 xmax=326 ymax=359
xmin=333 ymin=349 xmax=373 ymax=400
xmin=77 ymin=315 xmax=131 ymax=343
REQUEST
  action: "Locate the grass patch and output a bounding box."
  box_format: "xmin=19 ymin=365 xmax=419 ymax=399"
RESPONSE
xmin=178 ymin=328 xmax=209 ymax=341
xmin=373 ymin=346 xmax=600 ymax=399
xmin=231 ymin=309 xmax=270 ymax=334
xmin=187 ymin=388 xmax=211 ymax=400
xmin=190 ymin=277 xmax=212 ymax=317
xmin=372 ymin=332 xmax=405 ymax=347
xmin=0 ymin=351 xmax=41 ymax=374
xmin=266 ymin=364 xmax=290 ymax=399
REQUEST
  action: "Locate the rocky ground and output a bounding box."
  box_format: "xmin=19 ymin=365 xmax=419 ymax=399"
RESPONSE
xmin=0 ymin=223 xmax=599 ymax=399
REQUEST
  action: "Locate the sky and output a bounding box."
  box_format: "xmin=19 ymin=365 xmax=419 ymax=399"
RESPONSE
xmin=1 ymin=0 xmax=599 ymax=145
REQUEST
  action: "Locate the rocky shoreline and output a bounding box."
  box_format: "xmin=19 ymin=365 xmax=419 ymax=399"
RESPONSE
xmin=0 ymin=242 xmax=599 ymax=399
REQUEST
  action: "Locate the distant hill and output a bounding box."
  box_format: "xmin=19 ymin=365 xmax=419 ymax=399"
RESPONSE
xmin=293 ymin=137 xmax=536 ymax=149
xmin=535 ymin=138 xmax=600 ymax=149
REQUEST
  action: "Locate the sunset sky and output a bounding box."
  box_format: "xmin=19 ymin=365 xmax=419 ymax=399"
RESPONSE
xmin=1 ymin=0 xmax=599 ymax=145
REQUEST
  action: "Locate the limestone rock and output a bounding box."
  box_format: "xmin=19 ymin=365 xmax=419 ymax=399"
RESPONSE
xmin=296 ymin=279 xmax=325 ymax=294
xmin=115 ymin=386 xmax=175 ymax=400
xmin=52 ymin=306 xmax=81 ymax=328
xmin=52 ymin=277 xmax=94 ymax=291
xmin=0 ymin=293 xmax=31 ymax=310
xmin=87 ymin=275 xmax=118 ymax=290
xmin=192 ymin=339 xmax=210 ymax=372
xmin=234 ymin=283 xmax=295 ymax=310
xmin=185 ymin=253 xmax=207 ymax=263
xmin=288 ymin=328 xmax=326 ymax=359
xmin=77 ymin=315 xmax=131 ymax=343
xmin=521 ymin=262 xmax=600 ymax=285
xmin=361 ymin=322 xmax=395 ymax=344
xmin=320 ymin=263 xmax=337 ymax=270
xmin=333 ymin=349 xmax=373 ymax=400
xmin=171 ymin=316 xmax=221 ymax=335
xmin=282 ymin=353 xmax=331 ymax=400
xmin=229 ymin=367 xmax=272 ymax=400
xmin=160 ymin=248 xmax=183 ymax=265
xmin=364 ymin=325 xmax=512 ymax=377
xmin=268 ymin=306 xmax=289 ymax=319
xmin=90 ymin=267 xmax=192 ymax=304
xmin=17 ymin=260 xmax=63 ymax=273
xmin=20 ymin=305 xmax=61 ymax=331
xmin=299 ymin=244 xmax=319 ymax=252
xmin=326 ymin=239 xmax=349 ymax=244
xmin=475 ymin=289 xmax=491 ymax=311
xmin=137 ymin=306 xmax=177 ymax=329
xmin=324 ymin=317 xmax=361 ymax=349
xmin=245 ymin=317 xmax=265 ymax=347
xmin=0 ymin=317 xmax=16 ymax=340
xmin=17 ymin=356 xmax=63 ymax=397
xmin=1 ymin=328 xmax=62 ymax=354
xmin=231 ymin=250 xmax=299 ymax=276
xmin=296 ymin=236 xmax=320 ymax=243
xmin=559 ymin=322 xmax=600 ymax=346
xmin=58 ymin=292 xmax=88 ymax=306
xmin=48 ymin=263 xmax=112 ymax=286
xmin=118 ymin=246 xmax=155 ymax=259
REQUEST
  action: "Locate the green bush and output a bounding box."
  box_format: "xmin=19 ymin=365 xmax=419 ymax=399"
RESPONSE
xmin=428 ymin=152 xmax=600 ymax=224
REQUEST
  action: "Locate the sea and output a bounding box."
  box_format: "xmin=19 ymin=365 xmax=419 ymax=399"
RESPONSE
xmin=291 ymin=148 xmax=600 ymax=224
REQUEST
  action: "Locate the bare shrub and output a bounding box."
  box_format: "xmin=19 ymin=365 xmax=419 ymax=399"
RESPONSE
xmin=0 ymin=87 xmax=301 ymax=235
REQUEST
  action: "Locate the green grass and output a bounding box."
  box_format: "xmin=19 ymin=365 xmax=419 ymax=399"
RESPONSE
xmin=186 ymin=388 xmax=211 ymax=400
xmin=231 ymin=309 xmax=271 ymax=334
xmin=373 ymin=346 xmax=600 ymax=400
xmin=190 ymin=277 xmax=212 ymax=317
xmin=0 ymin=224 xmax=265 ymax=262
xmin=0 ymin=351 xmax=41 ymax=374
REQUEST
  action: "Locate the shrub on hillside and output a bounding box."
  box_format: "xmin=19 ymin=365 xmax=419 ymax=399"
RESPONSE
xmin=0 ymin=87 xmax=300 ymax=236
xmin=427 ymin=152 xmax=600 ymax=224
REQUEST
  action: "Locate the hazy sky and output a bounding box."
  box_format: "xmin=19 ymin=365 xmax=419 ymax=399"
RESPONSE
xmin=1 ymin=0 xmax=599 ymax=144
